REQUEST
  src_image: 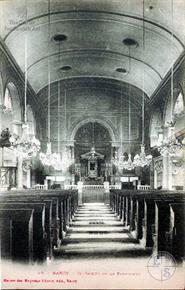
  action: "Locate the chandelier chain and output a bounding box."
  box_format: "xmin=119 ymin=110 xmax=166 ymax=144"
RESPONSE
xmin=24 ymin=0 xmax=28 ymax=124
xmin=170 ymin=0 xmax=174 ymax=122
xmin=58 ymin=81 xmax=60 ymax=154
xmin=47 ymin=0 xmax=51 ymax=142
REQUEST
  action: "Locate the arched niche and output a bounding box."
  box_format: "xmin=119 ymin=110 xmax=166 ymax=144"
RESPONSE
xmin=164 ymin=87 xmax=184 ymax=125
xmin=4 ymin=87 xmax=13 ymax=111
xmin=149 ymin=109 xmax=163 ymax=147
xmin=174 ymin=91 xmax=184 ymax=118
xmin=2 ymin=82 xmax=22 ymax=134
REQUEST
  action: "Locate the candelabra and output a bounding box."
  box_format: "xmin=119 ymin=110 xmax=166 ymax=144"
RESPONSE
xmin=40 ymin=143 xmax=64 ymax=170
xmin=133 ymin=144 xmax=152 ymax=167
xmin=157 ymin=137 xmax=184 ymax=156
xmin=123 ymin=154 xmax=135 ymax=170
xmin=10 ymin=123 xmax=40 ymax=159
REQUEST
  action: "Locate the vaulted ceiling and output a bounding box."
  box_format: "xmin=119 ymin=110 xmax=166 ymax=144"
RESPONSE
xmin=0 ymin=0 xmax=184 ymax=104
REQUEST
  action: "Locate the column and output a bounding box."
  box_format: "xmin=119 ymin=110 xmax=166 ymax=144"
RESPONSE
xmin=162 ymin=152 xmax=173 ymax=190
xmin=162 ymin=152 xmax=169 ymax=189
xmin=17 ymin=156 xmax=23 ymax=189
xmin=168 ymin=155 xmax=173 ymax=190
xmin=154 ymin=169 xmax=158 ymax=189
xmin=26 ymin=168 xmax=31 ymax=188
xmin=77 ymin=181 xmax=83 ymax=204
xmin=71 ymin=145 xmax=75 ymax=184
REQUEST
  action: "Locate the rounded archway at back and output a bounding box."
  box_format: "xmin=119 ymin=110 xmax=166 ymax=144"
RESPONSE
xmin=74 ymin=121 xmax=112 ymax=185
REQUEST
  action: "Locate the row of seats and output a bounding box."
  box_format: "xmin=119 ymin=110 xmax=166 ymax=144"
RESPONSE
xmin=110 ymin=189 xmax=185 ymax=262
xmin=0 ymin=189 xmax=78 ymax=263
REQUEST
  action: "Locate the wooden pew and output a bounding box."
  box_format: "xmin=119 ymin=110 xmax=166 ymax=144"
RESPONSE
xmin=170 ymin=203 xmax=185 ymax=261
xmin=110 ymin=189 xmax=185 ymax=261
xmin=0 ymin=202 xmax=46 ymax=262
xmin=0 ymin=189 xmax=78 ymax=262
xmin=0 ymin=218 xmax=12 ymax=259
xmin=1 ymin=191 xmax=60 ymax=248
xmin=0 ymin=209 xmax=33 ymax=263
xmin=33 ymin=190 xmax=78 ymax=244
xmin=154 ymin=199 xmax=185 ymax=260
xmin=0 ymin=195 xmax=53 ymax=259
xmin=135 ymin=198 xmax=144 ymax=240
xmin=0 ymin=189 xmax=78 ymax=242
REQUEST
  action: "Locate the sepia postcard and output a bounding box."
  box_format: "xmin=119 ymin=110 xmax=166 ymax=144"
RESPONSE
xmin=0 ymin=0 xmax=184 ymax=289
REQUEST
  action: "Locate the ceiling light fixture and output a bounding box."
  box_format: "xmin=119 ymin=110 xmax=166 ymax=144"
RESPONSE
xmin=60 ymin=65 xmax=72 ymax=71
xmin=53 ymin=34 xmax=67 ymax=42
xmin=40 ymin=0 xmax=60 ymax=168
xmin=51 ymin=81 xmax=63 ymax=171
xmin=123 ymin=38 xmax=138 ymax=73
xmin=116 ymin=68 xmax=127 ymax=74
xmin=113 ymin=88 xmax=127 ymax=170
xmin=123 ymin=38 xmax=138 ymax=47
xmin=122 ymin=84 xmax=135 ymax=170
xmin=133 ymin=0 xmax=152 ymax=167
xmin=157 ymin=0 xmax=184 ymax=156
xmin=10 ymin=0 xmax=40 ymax=159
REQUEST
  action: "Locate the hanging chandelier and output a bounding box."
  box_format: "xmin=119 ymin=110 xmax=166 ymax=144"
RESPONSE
xmin=10 ymin=7 xmax=40 ymax=159
xmin=157 ymin=135 xmax=184 ymax=156
xmin=122 ymin=83 xmax=134 ymax=170
xmin=39 ymin=1 xmax=63 ymax=170
xmin=133 ymin=0 xmax=152 ymax=168
xmin=40 ymin=142 xmax=62 ymax=169
xmin=113 ymin=152 xmax=135 ymax=171
xmin=61 ymin=147 xmax=73 ymax=170
xmin=112 ymin=88 xmax=127 ymax=171
xmin=113 ymin=150 xmax=124 ymax=170
xmin=156 ymin=1 xmax=184 ymax=157
xmin=10 ymin=123 xmax=40 ymax=159
xmin=113 ymin=34 xmax=136 ymax=171
xmin=112 ymin=89 xmax=135 ymax=171
xmin=133 ymin=144 xmax=152 ymax=167
xmin=123 ymin=154 xmax=135 ymax=170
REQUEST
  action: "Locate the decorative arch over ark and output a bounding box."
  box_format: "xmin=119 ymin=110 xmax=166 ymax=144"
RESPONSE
xmin=70 ymin=118 xmax=116 ymax=144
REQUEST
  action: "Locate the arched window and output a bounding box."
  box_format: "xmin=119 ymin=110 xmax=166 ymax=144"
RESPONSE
xmin=174 ymin=92 xmax=184 ymax=117
xmin=4 ymin=87 xmax=13 ymax=112
xmin=2 ymin=82 xmax=22 ymax=135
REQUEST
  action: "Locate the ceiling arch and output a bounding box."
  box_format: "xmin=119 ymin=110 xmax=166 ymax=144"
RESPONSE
xmin=0 ymin=0 xmax=184 ymax=104
xmin=37 ymin=77 xmax=148 ymax=112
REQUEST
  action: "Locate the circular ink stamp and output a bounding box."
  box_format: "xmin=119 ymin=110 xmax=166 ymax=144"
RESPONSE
xmin=147 ymin=251 xmax=176 ymax=281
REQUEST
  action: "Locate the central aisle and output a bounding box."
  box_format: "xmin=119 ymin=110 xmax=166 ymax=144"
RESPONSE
xmin=3 ymin=204 xmax=183 ymax=289
xmin=54 ymin=203 xmax=150 ymax=258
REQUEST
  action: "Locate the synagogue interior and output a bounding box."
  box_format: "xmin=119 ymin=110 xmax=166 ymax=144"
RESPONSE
xmin=0 ymin=0 xmax=184 ymax=276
